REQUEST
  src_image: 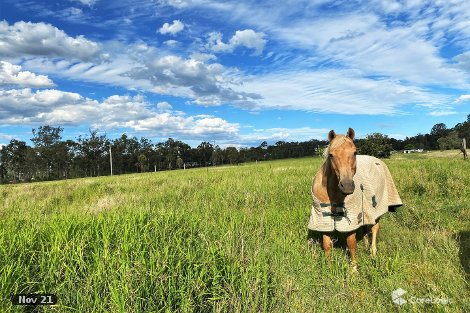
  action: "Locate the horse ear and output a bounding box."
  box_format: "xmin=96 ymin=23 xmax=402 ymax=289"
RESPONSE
xmin=347 ymin=128 xmax=355 ymax=140
xmin=328 ymin=130 xmax=336 ymax=142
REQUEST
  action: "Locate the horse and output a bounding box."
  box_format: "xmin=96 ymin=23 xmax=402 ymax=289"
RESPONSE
xmin=308 ymin=128 xmax=402 ymax=271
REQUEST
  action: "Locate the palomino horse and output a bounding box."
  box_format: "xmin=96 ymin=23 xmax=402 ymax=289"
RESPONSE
xmin=309 ymin=128 xmax=402 ymax=271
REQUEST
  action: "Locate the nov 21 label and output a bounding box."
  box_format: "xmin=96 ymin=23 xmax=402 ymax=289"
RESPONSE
xmin=11 ymin=294 xmax=57 ymax=305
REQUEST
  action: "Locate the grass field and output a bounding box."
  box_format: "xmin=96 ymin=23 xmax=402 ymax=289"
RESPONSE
xmin=0 ymin=152 xmax=469 ymax=312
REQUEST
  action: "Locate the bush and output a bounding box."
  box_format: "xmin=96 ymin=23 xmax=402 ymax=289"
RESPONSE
xmin=356 ymin=133 xmax=392 ymax=158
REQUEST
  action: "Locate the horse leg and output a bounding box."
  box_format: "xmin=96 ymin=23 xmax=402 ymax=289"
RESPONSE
xmin=346 ymin=231 xmax=357 ymax=271
xmin=371 ymin=222 xmax=380 ymax=257
xmin=322 ymin=233 xmax=333 ymax=257
xmin=363 ymin=226 xmax=370 ymax=249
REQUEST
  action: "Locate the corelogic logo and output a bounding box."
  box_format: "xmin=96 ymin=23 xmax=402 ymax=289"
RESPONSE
xmin=392 ymin=288 xmax=407 ymax=305
xmin=391 ymin=288 xmax=451 ymax=305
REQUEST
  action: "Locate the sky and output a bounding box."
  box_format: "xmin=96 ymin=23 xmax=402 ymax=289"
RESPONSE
xmin=0 ymin=0 xmax=470 ymax=147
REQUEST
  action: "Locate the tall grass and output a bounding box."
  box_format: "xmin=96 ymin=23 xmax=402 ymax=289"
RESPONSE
xmin=0 ymin=155 xmax=469 ymax=312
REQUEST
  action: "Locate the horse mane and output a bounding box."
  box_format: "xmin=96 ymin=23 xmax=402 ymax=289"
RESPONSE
xmin=322 ymin=135 xmax=352 ymax=159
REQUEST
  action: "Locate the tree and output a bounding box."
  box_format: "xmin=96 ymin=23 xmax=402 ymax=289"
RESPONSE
xmin=197 ymin=141 xmax=213 ymax=166
xmin=357 ymin=133 xmax=392 ymax=158
xmin=437 ymin=131 xmax=461 ymax=150
xmin=2 ymin=139 xmax=29 ymax=182
xmin=77 ymin=130 xmax=109 ymax=177
xmin=430 ymin=123 xmax=450 ymax=149
xmin=455 ymin=115 xmax=470 ymax=142
xmin=211 ymin=145 xmax=224 ymax=166
xmin=31 ymin=126 xmax=64 ymax=179
xmin=176 ymin=156 xmax=184 ymax=169
xmin=431 ymin=123 xmax=449 ymax=137
xmin=0 ymin=146 xmax=7 ymax=183
xmin=225 ymin=147 xmax=239 ymax=164
xmin=137 ymin=154 xmax=147 ymax=172
xmin=111 ymin=134 xmax=140 ymax=174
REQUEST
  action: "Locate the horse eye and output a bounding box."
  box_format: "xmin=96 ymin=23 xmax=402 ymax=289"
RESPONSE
xmin=354 ymin=152 xmax=357 ymax=155
xmin=329 ymin=154 xmax=333 ymax=158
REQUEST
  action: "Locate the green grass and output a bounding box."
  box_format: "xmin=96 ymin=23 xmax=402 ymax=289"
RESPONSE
xmin=0 ymin=154 xmax=469 ymax=312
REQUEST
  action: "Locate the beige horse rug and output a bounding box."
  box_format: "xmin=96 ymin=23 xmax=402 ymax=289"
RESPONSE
xmin=308 ymin=155 xmax=403 ymax=233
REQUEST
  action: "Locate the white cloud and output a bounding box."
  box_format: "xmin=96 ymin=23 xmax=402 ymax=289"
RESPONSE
xmin=0 ymin=20 xmax=100 ymax=61
xmin=156 ymin=101 xmax=173 ymax=112
xmin=74 ymin=0 xmax=98 ymax=6
xmin=266 ymin=14 xmax=468 ymax=86
xmin=0 ymin=88 xmax=95 ymax=122
xmin=162 ymin=0 xmax=190 ymax=8
xmin=0 ymin=88 xmax=239 ymax=140
xmin=428 ymin=110 xmax=457 ymax=116
xmin=126 ymin=115 xmax=238 ymax=139
xmin=164 ymin=39 xmax=179 ymax=47
xmin=21 ymin=57 xmax=153 ymax=91
xmin=235 ymin=69 xmax=451 ymax=114
xmin=373 ymin=0 xmax=402 ymax=13
xmin=159 ymin=20 xmax=185 ymax=35
xmin=454 ymin=94 xmax=470 ymax=103
xmin=127 ymin=54 xmax=261 ymax=105
xmin=190 ymin=52 xmax=217 ymax=62
xmin=0 ymin=61 xmax=54 ymax=88
xmin=230 ymin=29 xmax=267 ymax=55
xmin=179 ymin=1 xmax=470 ymax=86
xmin=19 ymin=52 xmax=259 ymax=107
xmin=238 ymin=127 xmax=330 ymax=144
xmin=0 ymin=133 xmax=13 ymax=146
xmin=206 ymin=29 xmax=266 ymax=55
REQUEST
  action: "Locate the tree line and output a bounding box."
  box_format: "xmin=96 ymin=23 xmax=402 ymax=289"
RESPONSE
xmin=355 ymin=114 xmax=470 ymax=157
xmin=1 ymin=114 xmax=469 ymax=184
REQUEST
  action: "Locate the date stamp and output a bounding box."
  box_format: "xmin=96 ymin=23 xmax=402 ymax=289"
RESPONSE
xmin=11 ymin=294 xmax=57 ymax=306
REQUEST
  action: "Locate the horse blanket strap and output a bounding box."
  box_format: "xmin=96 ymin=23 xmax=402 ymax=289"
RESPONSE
xmin=320 ymin=207 xmax=352 ymax=225
xmin=308 ymin=155 xmax=403 ymax=232
xmin=321 ymin=210 xmax=345 ymax=217
xmin=320 ymin=202 xmax=345 ymax=208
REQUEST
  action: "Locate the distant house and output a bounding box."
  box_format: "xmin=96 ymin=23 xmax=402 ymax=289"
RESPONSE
xmin=403 ymin=149 xmax=424 ymax=154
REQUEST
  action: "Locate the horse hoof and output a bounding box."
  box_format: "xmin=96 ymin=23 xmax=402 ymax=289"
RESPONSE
xmin=350 ymin=264 xmax=358 ymax=274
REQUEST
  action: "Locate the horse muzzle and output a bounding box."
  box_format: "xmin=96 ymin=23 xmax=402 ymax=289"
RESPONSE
xmin=339 ymin=179 xmax=355 ymax=195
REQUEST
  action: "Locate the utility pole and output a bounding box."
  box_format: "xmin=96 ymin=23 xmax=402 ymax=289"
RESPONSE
xmin=109 ymin=145 xmax=113 ymax=176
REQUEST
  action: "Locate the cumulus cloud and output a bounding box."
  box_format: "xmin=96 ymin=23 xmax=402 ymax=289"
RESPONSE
xmin=0 ymin=88 xmax=239 ymax=140
xmin=238 ymin=127 xmax=330 ymax=144
xmin=0 ymin=88 xmax=95 ymax=121
xmin=127 ymin=54 xmax=262 ymax=106
xmin=0 ymin=61 xmax=54 ymax=88
xmin=19 ymin=53 xmax=260 ymax=107
xmin=164 ymin=40 xmax=179 ymax=47
xmin=156 ymin=101 xmax=173 ymax=112
xmin=159 ymin=20 xmax=185 ymax=35
xmin=206 ymin=29 xmax=266 ymax=55
xmin=0 ymin=20 xmax=100 ymax=60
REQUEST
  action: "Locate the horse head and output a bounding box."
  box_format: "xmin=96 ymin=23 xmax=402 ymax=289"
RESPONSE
xmin=327 ymin=128 xmax=357 ymax=195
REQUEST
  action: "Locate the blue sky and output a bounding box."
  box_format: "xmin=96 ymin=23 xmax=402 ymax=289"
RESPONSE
xmin=1 ymin=0 xmax=469 ymax=147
